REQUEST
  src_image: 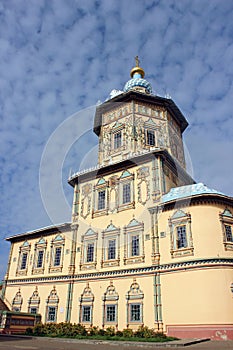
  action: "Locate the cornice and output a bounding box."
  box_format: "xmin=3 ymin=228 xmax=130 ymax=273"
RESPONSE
xmin=5 ymin=258 xmax=233 ymax=285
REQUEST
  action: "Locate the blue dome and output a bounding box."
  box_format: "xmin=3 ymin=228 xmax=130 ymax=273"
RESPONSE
xmin=124 ymin=77 xmax=152 ymax=94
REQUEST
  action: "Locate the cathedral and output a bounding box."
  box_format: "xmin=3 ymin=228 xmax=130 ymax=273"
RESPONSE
xmin=2 ymin=59 xmax=233 ymax=340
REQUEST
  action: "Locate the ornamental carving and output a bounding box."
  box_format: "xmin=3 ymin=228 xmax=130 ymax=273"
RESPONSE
xmin=80 ymin=183 xmax=92 ymax=219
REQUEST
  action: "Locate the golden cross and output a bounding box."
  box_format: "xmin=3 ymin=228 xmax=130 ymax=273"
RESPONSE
xmin=135 ymin=55 xmax=140 ymax=67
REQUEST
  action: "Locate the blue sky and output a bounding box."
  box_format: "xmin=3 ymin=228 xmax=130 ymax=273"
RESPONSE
xmin=0 ymin=0 xmax=233 ymax=279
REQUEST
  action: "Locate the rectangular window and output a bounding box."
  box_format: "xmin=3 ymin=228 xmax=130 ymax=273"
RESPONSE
xmin=82 ymin=306 xmax=91 ymax=322
xmin=86 ymin=243 xmax=94 ymax=262
xmin=47 ymin=306 xmax=56 ymax=322
xmin=30 ymin=307 xmax=37 ymax=314
xmin=37 ymin=250 xmax=44 ymax=268
xmin=123 ymin=183 xmax=131 ymax=204
xmin=106 ymin=305 xmax=116 ymax=322
xmin=130 ymin=304 xmax=141 ymax=322
xmin=108 ymin=240 xmax=116 ymax=260
xmin=54 ymin=247 xmax=62 ymax=266
xmin=20 ymin=252 xmax=28 ymax=270
xmin=131 ymin=235 xmax=139 ymax=256
xmin=177 ymin=226 xmax=187 ymax=248
xmin=225 ymin=225 xmax=233 ymax=242
xmin=114 ymin=131 xmax=122 ymax=149
xmin=98 ymin=190 xmax=106 ymax=210
xmin=146 ymin=130 xmax=155 ymax=146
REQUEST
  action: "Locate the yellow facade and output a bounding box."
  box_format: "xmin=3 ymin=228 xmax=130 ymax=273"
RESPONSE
xmin=3 ymin=62 xmax=233 ymax=340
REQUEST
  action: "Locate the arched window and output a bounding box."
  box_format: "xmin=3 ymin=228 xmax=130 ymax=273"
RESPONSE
xmin=102 ymin=281 xmax=119 ymax=328
xmin=80 ymin=228 xmax=98 ymax=271
xmin=49 ymin=234 xmax=65 ymax=273
xmin=79 ymin=283 xmax=94 ymax=326
xmin=16 ymin=241 xmax=31 ymax=276
xmin=101 ymin=222 xmax=120 ymax=268
xmin=126 ymin=279 xmax=144 ymax=327
xmin=46 ymin=286 xmax=59 ymax=323
xmin=124 ymin=218 xmax=145 ymax=265
xmin=169 ymin=209 xmax=194 ymax=258
xmin=220 ymin=208 xmax=233 ymax=250
xmin=32 ymin=237 xmax=47 ymax=275
xmin=28 ymin=287 xmax=40 ymax=314
xmin=12 ymin=288 xmax=23 ymax=312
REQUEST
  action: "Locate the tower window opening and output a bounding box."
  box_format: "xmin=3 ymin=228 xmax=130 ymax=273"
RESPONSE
xmin=146 ymin=130 xmax=155 ymax=146
xmin=114 ymin=131 xmax=122 ymax=149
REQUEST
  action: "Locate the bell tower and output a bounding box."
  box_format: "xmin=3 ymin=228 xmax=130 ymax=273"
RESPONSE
xmin=94 ymin=57 xmax=187 ymax=170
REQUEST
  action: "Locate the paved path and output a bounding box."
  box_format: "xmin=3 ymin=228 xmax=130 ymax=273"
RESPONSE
xmin=0 ymin=335 xmax=233 ymax=350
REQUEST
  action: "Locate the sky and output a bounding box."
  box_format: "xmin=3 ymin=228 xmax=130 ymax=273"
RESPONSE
xmin=0 ymin=0 xmax=233 ymax=280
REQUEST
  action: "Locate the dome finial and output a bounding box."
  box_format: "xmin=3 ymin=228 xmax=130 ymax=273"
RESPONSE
xmin=130 ymin=55 xmax=145 ymax=78
xmin=135 ymin=55 xmax=140 ymax=67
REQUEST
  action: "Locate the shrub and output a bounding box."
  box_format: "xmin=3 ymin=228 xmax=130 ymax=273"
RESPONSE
xmin=89 ymin=326 xmax=99 ymax=336
xmin=33 ymin=323 xmax=46 ymax=336
xmin=153 ymin=331 xmax=167 ymax=339
xmin=135 ymin=325 xmax=154 ymax=338
xmin=115 ymin=330 xmax=123 ymax=337
xmin=25 ymin=327 xmax=33 ymax=335
xmin=97 ymin=328 xmax=106 ymax=336
xmin=122 ymin=328 xmax=134 ymax=338
xmin=105 ymin=327 xmax=115 ymax=336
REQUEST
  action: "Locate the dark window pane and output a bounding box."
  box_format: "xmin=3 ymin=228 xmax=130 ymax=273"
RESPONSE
xmin=146 ymin=130 xmax=155 ymax=146
xmin=225 ymin=225 xmax=233 ymax=242
xmin=87 ymin=243 xmax=94 ymax=262
xmin=20 ymin=253 xmax=28 ymax=270
xmin=131 ymin=235 xmax=139 ymax=256
xmin=130 ymin=304 xmax=141 ymax=322
xmin=98 ymin=190 xmax=106 ymax=210
xmin=37 ymin=250 xmax=44 ymax=268
xmin=82 ymin=306 xmax=91 ymax=322
xmin=106 ymin=305 xmax=116 ymax=322
xmin=114 ymin=132 xmax=122 ymax=149
xmin=123 ymin=183 xmax=131 ymax=204
xmin=108 ymin=240 xmax=116 ymax=260
xmin=177 ymin=226 xmax=187 ymax=248
xmin=54 ymin=247 xmax=61 ymax=266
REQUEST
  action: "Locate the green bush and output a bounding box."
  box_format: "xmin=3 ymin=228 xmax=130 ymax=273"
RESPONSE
xmin=115 ymin=330 xmax=123 ymax=337
xmin=122 ymin=328 xmax=134 ymax=337
xmin=105 ymin=327 xmax=115 ymax=336
xmin=25 ymin=327 xmax=33 ymax=335
xmin=89 ymin=326 xmax=99 ymax=336
xmin=135 ymin=325 xmax=154 ymax=338
xmin=97 ymin=328 xmax=106 ymax=336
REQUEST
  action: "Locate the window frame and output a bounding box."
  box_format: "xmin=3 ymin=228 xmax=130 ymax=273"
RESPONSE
xmin=124 ymin=219 xmax=145 ymax=265
xmin=118 ymin=171 xmax=134 ymax=212
xmin=16 ymin=241 xmax=31 ymax=276
xmin=93 ymin=178 xmax=108 ymax=217
xmin=102 ymin=282 xmax=119 ymax=327
xmin=220 ymin=209 xmax=233 ymax=250
xmin=169 ymin=210 xmax=194 ymax=258
xmin=32 ymin=237 xmax=47 ymax=275
xmin=126 ymin=280 xmax=144 ymax=327
xmin=146 ymin=129 xmax=156 ymax=146
xmin=101 ymin=223 xmax=120 ymax=268
xmin=80 ymin=229 xmax=98 ymax=270
xmin=79 ymin=284 xmax=94 ymax=326
xmin=49 ymin=234 xmax=65 ymax=273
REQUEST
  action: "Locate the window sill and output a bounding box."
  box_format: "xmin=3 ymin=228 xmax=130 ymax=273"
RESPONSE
xmin=80 ymin=262 xmax=97 ymax=271
xmin=92 ymin=209 xmax=108 ymax=218
xmin=32 ymin=268 xmax=45 ymax=275
xmin=16 ymin=270 xmax=27 ymax=276
xmin=124 ymin=256 xmax=145 ymax=265
xmin=101 ymin=259 xmax=120 ymax=268
xmin=224 ymin=242 xmax=233 ymax=251
xmin=118 ymin=202 xmax=135 ymax=212
xmin=171 ymin=247 xmax=194 ymax=258
xmin=49 ymin=266 xmax=63 ymax=273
